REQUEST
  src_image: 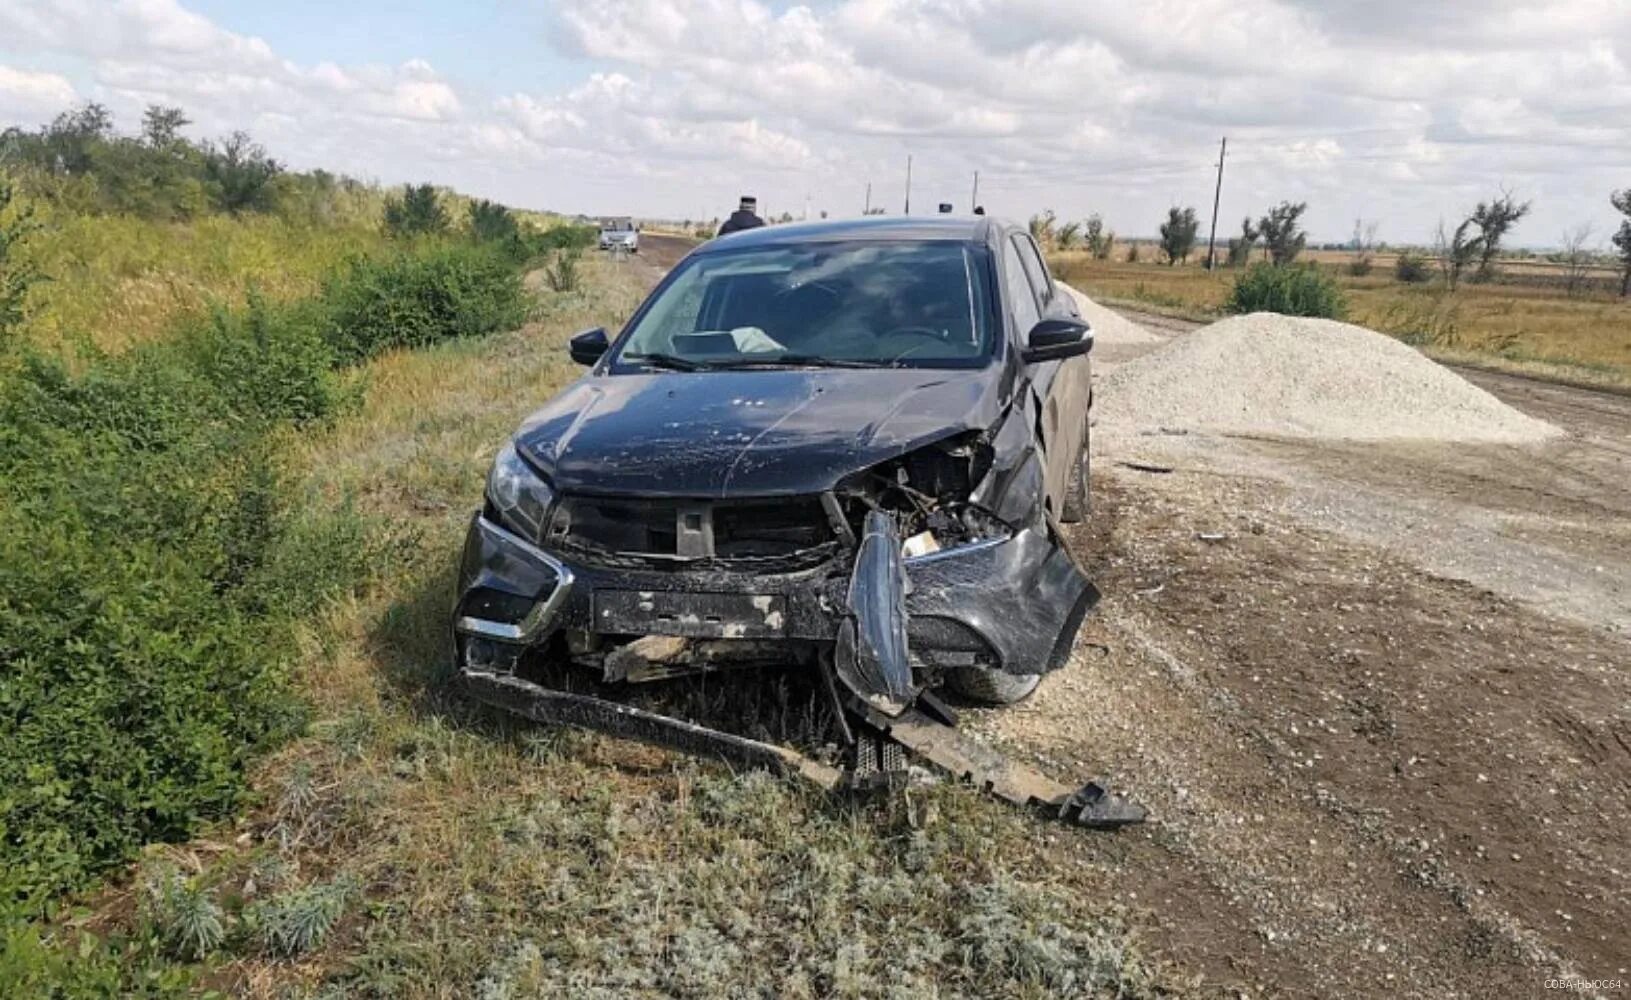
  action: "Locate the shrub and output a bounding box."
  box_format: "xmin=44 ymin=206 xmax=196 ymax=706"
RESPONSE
xmin=0 ymin=240 xmax=513 ymax=915
xmin=383 ymin=183 xmax=448 ymax=238
xmin=321 ymin=243 xmax=526 ymax=363
xmin=469 ymin=199 xmax=519 ymax=246
xmin=247 ymin=880 xmax=353 ymax=957
xmin=530 ymin=223 xmax=596 ymax=253
xmin=203 ymin=132 xmax=282 ymax=215
xmin=542 ymin=249 xmax=581 ymax=292
xmin=182 ymin=291 xmax=339 ymax=425
xmin=0 ymin=358 xmax=310 ymax=914
xmin=0 ymin=177 xmax=41 ymax=345
xmin=1226 ymin=262 xmax=1346 ymax=318
xmin=1394 ymin=250 xmax=1431 ymax=283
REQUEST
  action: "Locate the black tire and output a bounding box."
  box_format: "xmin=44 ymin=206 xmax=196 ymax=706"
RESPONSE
xmin=1060 ymin=442 xmax=1090 ymax=523
xmin=947 ymin=667 xmax=1042 ymax=706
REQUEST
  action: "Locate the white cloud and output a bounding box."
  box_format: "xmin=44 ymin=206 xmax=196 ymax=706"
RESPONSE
xmin=1 ymin=0 xmax=1628 ymax=240
xmin=0 ymin=63 xmax=76 ymax=118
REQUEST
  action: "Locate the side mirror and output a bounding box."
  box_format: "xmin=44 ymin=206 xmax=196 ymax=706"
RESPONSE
xmin=569 ymin=327 xmax=609 ymax=366
xmin=1022 ymin=317 xmax=1093 ymax=363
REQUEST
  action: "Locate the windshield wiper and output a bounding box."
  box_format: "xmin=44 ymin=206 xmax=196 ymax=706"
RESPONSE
xmin=708 ymin=354 xmax=877 ymax=370
xmin=625 ymin=352 xmax=711 ymax=371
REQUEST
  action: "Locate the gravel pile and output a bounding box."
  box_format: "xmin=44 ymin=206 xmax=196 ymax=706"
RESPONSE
xmin=1100 ymin=313 xmax=1561 ymax=443
xmin=1059 ymin=284 xmax=1159 ymax=346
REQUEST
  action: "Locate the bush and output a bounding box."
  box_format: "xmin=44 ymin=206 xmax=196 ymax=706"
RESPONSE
xmin=320 ymin=243 xmax=526 ymax=363
xmin=0 ymin=234 xmax=526 ymax=918
xmin=1226 ymin=262 xmax=1346 ymax=318
xmin=0 ymin=350 xmax=312 ymax=917
xmin=1394 ymin=251 xmax=1431 ymax=284
xmin=529 ymin=223 xmax=596 ymax=253
xmin=382 ymin=183 xmax=448 ymax=238
xmin=542 ymin=249 xmax=581 ymax=292
xmin=0 ymin=177 xmax=42 ymax=346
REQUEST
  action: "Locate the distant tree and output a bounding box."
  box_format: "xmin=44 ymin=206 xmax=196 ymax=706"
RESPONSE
xmin=1558 ymin=224 xmax=1595 ymax=298
xmin=203 ymin=131 xmax=281 ymax=214
xmin=1434 ymin=217 xmax=1482 ymax=291
xmin=43 ymin=102 xmax=113 ymax=174
xmin=0 ymin=176 xmax=42 ymax=344
xmin=1028 ymin=210 xmax=1056 ymax=246
xmin=1609 ymin=189 xmax=1631 ymax=297
xmin=383 ymin=183 xmax=448 ymax=237
xmin=141 ymin=105 xmax=191 ymax=149
xmin=1055 ymin=219 xmax=1082 ymax=249
xmin=1158 ymin=206 xmax=1198 ymax=265
xmin=1348 ymin=218 xmax=1379 ymax=276
xmin=1226 ymin=216 xmax=1259 ymax=266
xmin=1084 ymin=213 xmax=1114 ymax=259
xmin=468 ymin=199 xmax=519 ymax=244
xmin=1257 ymin=201 xmax=1307 ymax=265
xmin=1126 ymin=240 xmax=1141 ymax=263
xmin=1468 ymin=190 xmax=1530 ymax=281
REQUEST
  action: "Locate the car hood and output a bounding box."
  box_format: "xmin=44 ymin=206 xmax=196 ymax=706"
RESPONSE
xmin=515 ymin=367 xmax=1002 ymax=497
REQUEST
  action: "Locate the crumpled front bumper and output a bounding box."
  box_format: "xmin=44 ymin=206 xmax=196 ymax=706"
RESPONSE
xmin=453 ymin=512 xmax=1094 ymax=677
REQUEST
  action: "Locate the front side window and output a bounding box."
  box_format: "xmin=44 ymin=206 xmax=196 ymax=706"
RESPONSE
xmin=1003 ymin=240 xmax=1041 ymax=335
xmin=1012 ymin=234 xmax=1053 ymax=307
xmin=612 ymin=240 xmax=993 ymax=370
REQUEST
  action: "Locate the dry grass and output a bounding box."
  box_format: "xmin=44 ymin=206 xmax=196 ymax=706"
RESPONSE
xmin=1053 ymin=253 xmax=1631 ymax=388
xmin=18 ymin=207 xmax=388 ymax=356
xmin=84 ymin=257 xmax=1189 ymax=997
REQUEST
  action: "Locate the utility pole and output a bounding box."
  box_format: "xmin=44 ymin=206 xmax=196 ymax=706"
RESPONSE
xmin=1205 ymin=137 xmax=1227 ymax=269
xmin=864 ymin=181 xmax=871 ymax=215
xmin=904 ymin=154 xmax=912 ymax=215
xmin=971 ymin=170 xmax=980 ymax=212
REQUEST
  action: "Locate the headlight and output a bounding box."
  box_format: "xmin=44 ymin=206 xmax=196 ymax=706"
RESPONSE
xmin=487 ymin=440 xmax=554 ymax=540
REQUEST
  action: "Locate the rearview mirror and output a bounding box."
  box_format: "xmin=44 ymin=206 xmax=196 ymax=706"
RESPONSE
xmin=1022 ymin=317 xmax=1093 ymax=363
xmin=569 ymin=327 xmax=609 ymax=366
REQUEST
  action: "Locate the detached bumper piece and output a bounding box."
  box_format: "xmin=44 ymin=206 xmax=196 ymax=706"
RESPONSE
xmin=846 ymin=702 xmax=1145 ymax=828
xmin=461 ymin=669 xmax=847 ymax=791
xmin=460 ymin=667 xmax=1145 ymax=830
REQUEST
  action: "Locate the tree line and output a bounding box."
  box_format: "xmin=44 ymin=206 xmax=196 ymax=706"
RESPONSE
xmin=1031 ymin=189 xmax=1631 ymax=296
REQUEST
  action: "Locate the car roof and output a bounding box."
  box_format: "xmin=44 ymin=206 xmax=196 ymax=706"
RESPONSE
xmin=699 ymin=214 xmax=999 ymax=252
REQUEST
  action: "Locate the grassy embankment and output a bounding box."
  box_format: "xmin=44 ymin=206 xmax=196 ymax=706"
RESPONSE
xmin=1052 ymin=251 xmax=1631 ymax=388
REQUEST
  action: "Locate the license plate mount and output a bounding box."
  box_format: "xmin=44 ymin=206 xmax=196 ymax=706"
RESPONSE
xmin=593 ymin=590 xmax=788 ymax=639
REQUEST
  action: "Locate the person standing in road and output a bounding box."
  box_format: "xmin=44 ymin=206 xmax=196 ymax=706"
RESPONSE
xmin=717 ymin=195 xmax=766 ymax=236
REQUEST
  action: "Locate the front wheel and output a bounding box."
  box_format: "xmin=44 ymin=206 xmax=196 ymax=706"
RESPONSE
xmin=947 ymin=667 xmax=1042 ymax=705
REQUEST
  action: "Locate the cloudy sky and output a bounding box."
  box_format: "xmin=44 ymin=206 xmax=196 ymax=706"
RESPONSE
xmin=2 ymin=0 xmax=1628 ymax=245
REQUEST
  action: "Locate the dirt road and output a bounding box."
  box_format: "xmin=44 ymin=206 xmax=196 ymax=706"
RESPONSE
xmin=966 ymin=306 xmax=1630 ymax=996
xmin=602 ymin=259 xmax=1628 ymax=994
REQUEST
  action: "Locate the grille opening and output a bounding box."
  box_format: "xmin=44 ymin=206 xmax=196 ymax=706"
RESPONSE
xmin=551 ymin=495 xmax=832 ymax=561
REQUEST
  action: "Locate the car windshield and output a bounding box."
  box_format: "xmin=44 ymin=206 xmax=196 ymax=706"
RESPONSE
xmin=613 ymin=240 xmax=992 ymax=370
xmin=602 ymin=220 xmax=633 ymax=232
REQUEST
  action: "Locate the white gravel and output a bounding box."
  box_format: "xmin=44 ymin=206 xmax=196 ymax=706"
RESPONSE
xmin=1099 ymin=312 xmax=1562 ymax=443
xmin=1058 ymin=284 xmax=1159 ymax=346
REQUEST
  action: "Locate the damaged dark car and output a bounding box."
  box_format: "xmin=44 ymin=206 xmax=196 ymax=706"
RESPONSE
xmin=453 ymin=216 xmax=1134 ymax=824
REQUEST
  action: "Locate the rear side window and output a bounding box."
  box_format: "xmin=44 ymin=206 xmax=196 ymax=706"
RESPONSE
xmin=1012 ymin=234 xmax=1054 ymax=307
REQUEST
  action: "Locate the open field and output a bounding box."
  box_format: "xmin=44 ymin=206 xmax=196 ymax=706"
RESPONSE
xmin=1052 ymin=253 xmax=1631 ymax=389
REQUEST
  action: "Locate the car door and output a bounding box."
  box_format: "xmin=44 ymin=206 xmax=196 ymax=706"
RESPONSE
xmin=1006 ymin=232 xmax=1091 ymax=521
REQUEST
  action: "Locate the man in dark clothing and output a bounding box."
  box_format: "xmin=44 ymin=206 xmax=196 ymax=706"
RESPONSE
xmin=717 ymin=195 xmax=766 ymax=236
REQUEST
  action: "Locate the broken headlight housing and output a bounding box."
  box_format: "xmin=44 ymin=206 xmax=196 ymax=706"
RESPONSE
xmin=486 ymin=440 xmax=554 ymax=541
